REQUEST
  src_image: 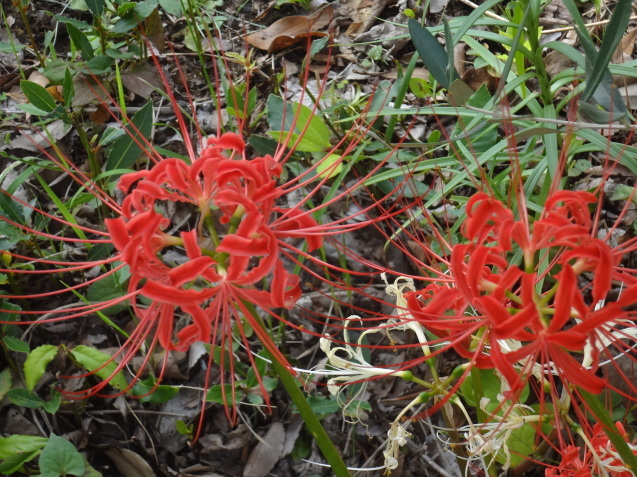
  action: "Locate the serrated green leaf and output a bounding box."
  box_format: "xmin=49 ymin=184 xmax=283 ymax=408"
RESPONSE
xmin=20 ymin=80 xmax=57 ymax=113
xmin=70 ymin=345 xmax=128 ymax=390
xmin=39 ymin=434 xmax=86 ymax=477
xmin=24 ymin=344 xmax=58 ymax=391
xmin=3 ymin=336 xmax=29 ymax=353
xmin=105 ymin=101 xmax=153 ymax=171
xmin=0 ymin=435 xmax=48 ymax=460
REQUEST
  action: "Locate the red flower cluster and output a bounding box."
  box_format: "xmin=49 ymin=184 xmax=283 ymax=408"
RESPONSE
xmin=546 ymin=422 xmax=637 ymax=477
xmin=406 ymin=190 xmax=637 ymax=396
xmin=105 ymin=132 xmax=321 ymax=355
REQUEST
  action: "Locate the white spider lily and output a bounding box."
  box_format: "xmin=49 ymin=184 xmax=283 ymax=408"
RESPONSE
xmin=319 ymin=317 xmax=408 ymax=395
xmin=383 ymin=421 xmax=412 ymax=471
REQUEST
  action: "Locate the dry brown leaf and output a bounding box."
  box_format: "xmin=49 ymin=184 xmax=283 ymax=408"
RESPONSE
xmin=242 ymin=423 xmax=285 ymax=477
xmin=121 ymin=62 xmax=164 ymax=98
xmin=245 ymin=7 xmax=332 ymax=53
xmin=612 ymin=27 xmax=637 ymax=64
xmin=104 ymin=448 xmax=157 ymax=477
xmin=461 ymin=67 xmax=498 ymax=92
xmin=336 ymin=0 xmax=389 ymax=37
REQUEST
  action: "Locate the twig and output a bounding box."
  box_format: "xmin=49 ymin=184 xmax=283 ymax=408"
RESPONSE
xmin=543 ymin=15 xmax=637 ymax=34
xmin=456 ymin=0 xmax=508 ymax=22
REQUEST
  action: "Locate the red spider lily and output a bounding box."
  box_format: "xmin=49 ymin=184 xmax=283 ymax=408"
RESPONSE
xmin=405 ymin=189 xmax=637 ymax=397
xmin=546 ymin=423 xmax=637 ymax=477
xmin=0 ymin=33 xmax=402 ymax=434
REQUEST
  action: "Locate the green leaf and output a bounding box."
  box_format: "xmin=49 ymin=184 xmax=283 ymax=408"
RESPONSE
xmin=0 ymin=435 xmax=48 ymax=460
xmin=443 ymin=17 xmax=458 ymax=86
xmin=7 ymin=388 xmax=46 ymax=409
xmin=0 ymin=368 xmax=12 ymax=401
xmin=206 ymin=383 xmax=236 ymax=405
xmin=52 ymin=15 xmax=92 ymax=30
xmin=583 ymin=0 xmax=632 ymax=102
xmin=159 ymin=0 xmax=182 ymax=16
xmin=0 ymin=449 xmax=41 ymax=475
xmin=305 ymin=395 xmax=341 ymax=416
xmin=42 ymin=394 xmax=61 ymax=414
xmin=20 ymin=80 xmax=56 ymax=113
xmin=408 ymin=20 xmax=455 ymax=89
xmin=24 ymin=344 xmax=58 ymax=391
xmin=70 ymin=345 xmax=128 ymax=391
xmin=39 ymin=434 xmax=86 ymax=477
xmin=131 ymin=377 xmax=179 ymax=404
xmin=3 ymin=336 xmax=30 ymax=353
xmin=17 ymin=103 xmax=51 ymax=116
xmin=84 ymin=0 xmax=104 ymax=16
xmin=133 ymin=0 xmax=159 ymax=19
xmin=86 ymin=266 xmax=130 ymax=315
xmin=266 ymin=95 xmax=331 ymax=152
xmin=105 ymin=101 xmax=153 ymax=171
xmin=111 ymin=14 xmax=139 ymax=34
xmin=82 ymin=55 xmax=114 ymax=75
xmin=63 ymin=67 xmax=75 ymax=109
xmin=315 ymin=153 xmax=343 ymax=180
xmin=66 ymin=23 xmax=94 ymax=60
xmin=42 ymin=58 xmax=72 ymax=84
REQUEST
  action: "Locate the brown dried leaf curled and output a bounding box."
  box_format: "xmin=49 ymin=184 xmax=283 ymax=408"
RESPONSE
xmin=246 ymin=7 xmax=332 ymax=53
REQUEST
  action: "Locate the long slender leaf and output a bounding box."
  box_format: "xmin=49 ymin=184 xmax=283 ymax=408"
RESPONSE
xmin=408 ymin=20 xmax=456 ymax=89
xmin=584 ymin=0 xmax=631 ymax=101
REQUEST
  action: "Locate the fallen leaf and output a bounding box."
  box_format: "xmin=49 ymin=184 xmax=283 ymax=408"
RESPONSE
xmin=199 ymin=424 xmax=250 ymax=452
xmin=242 ymin=423 xmax=285 ymax=477
xmin=104 ymin=448 xmax=156 ymax=477
xmin=612 ymin=27 xmax=637 ymax=64
xmin=121 ymin=62 xmax=164 ymax=98
xmin=336 ymin=0 xmax=389 ymax=37
xmin=461 ymin=67 xmax=498 ymax=92
xmin=246 ymin=7 xmax=332 ymax=53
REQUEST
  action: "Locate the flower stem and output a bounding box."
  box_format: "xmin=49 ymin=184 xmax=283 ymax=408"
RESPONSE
xmin=242 ymin=301 xmax=351 ymax=476
xmin=269 ymin=356 xmax=352 ymax=477
xmin=579 ymin=388 xmax=637 ymax=474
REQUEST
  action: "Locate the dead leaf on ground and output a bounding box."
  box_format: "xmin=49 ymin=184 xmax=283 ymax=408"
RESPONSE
xmin=461 ymin=67 xmax=498 ymax=93
xmin=121 ymin=62 xmax=164 ymax=98
xmin=199 ymin=424 xmax=250 ymax=452
xmin=2 ymin=120 xmax=71 ymax=152
xmin=612 ymin=27 xmax=637 ymax=64
xmin=246 ymin=7 xmax=332 ymax=53
xmin=104 ymin=448 xmax=157 ymax=477
xmin=335 ymin=0 xmax=390 ymax=38
xmin=242 ymin=422 xmax=285 ymax=477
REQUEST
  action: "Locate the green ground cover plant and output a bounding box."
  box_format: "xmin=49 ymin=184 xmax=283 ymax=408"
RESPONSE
xmin=2 ymin=0 xmax=637 ymax=475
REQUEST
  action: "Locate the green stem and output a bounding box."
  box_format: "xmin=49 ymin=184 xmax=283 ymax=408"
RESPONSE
xmin=384 ymin=52 xmax=419 ymax=142
xmin=579 ymin=388 xmax=637 ymax=474
xmin=269 ymin=357 xmax=351 ymax=476
xmin=242 ymin=302 xmax=350 ymax=476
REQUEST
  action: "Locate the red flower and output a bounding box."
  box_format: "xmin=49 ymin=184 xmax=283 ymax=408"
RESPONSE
xmin=405 ymin=190 xmax=636 ymax=397
xmin=547 ymin=423 xmax=637 ymax=477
